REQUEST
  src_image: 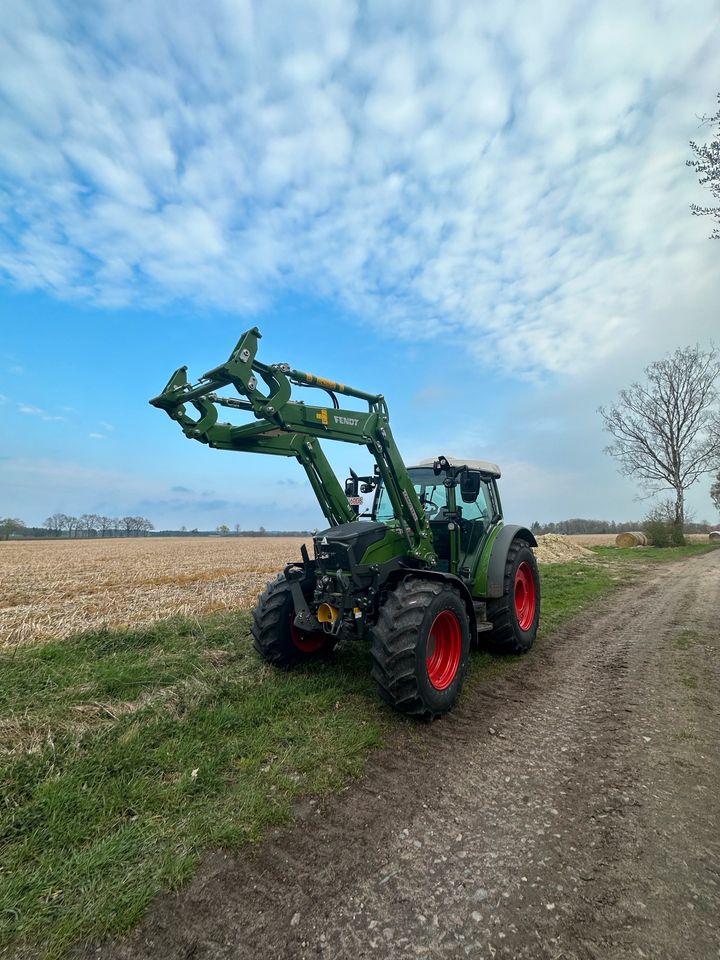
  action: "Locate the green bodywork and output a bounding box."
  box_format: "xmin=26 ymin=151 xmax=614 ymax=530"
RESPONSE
xmin=473 ymin=523 xmax=503 ymax=598
xmin=150 ymin=327 xmax=513 ymax=621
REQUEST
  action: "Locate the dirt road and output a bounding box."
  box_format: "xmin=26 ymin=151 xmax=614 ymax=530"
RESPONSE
xmin=83 ymin=551 xmax=720 ymax=960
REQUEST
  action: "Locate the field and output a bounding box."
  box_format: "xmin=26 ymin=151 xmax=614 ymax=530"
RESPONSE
xmin=0 ymin=537 xmax=308 ymax=648
xmin=1 ymin=539 xmax=717 ymax=957
xmin=1 ymin=534 xmax=714 ymax=648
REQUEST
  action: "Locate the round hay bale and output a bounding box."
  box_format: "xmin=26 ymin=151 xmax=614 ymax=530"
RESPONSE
xmin=710 ymin=530 xmax=720 ymax=541
xmin=615 ymin=531 xmax=647 ymax=547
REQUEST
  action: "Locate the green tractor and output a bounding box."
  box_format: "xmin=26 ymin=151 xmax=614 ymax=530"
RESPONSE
xmin=150 ymin=328 xmax=540 ymax=719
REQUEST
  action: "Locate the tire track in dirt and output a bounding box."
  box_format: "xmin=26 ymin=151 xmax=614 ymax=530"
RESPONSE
xmin=79 ymin=551 xmax=720 ymax=960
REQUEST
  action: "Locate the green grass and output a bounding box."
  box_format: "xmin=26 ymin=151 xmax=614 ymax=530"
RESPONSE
xmin=592 ymin=543 xmax=719 ymax=564
xmin=1 ymin=543 xmax=717 ymax=957
xmin=0 ymin=619 xmax=386 ymax=957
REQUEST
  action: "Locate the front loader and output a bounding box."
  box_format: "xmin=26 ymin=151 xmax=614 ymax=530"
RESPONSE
xmin=150 ymin=328 xmax=540 ymax=719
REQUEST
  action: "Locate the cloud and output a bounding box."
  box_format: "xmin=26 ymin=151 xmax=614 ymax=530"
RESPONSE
xmin=0 ymin=1 xmax=719 ymax=375
xmin=170 ymin=484 xmax=193 ymax=493
xmin=99 ymin=420 xmax=115 ymax=431
xmin=0 ymin=455 xmax=325 ymax=528
xmin=88 ymin=432 xmax=105 ymax=439
xmin=18 ymin=402 xmax=66 ymax=421
xmin=0 ymin=454 xmax=155 ymax=512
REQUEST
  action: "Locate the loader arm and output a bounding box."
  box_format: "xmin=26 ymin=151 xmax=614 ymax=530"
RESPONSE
xmin=149 ymin=327 xmax=434 ymax=560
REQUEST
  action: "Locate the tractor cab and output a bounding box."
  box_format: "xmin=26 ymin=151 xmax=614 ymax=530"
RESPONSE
xmin=373 ymin=457 xmax=502 ymax=575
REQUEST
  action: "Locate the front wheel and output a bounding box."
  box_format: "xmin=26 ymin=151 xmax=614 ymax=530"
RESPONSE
xmin=484 ymin=540 xmax=540 ymax=654
xmin=251 ymin=575 xmax=335 ymax=668
xmin=370 ymin=578 xmax=471 ymax=720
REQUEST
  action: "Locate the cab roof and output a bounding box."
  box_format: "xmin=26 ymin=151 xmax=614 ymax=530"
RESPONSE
xmin=413 ymin=456 xmax=501 ymax=479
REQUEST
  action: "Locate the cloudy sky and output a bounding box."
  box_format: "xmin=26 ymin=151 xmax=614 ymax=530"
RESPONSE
xmin=1 ymin=0 xmax=719 ymax=531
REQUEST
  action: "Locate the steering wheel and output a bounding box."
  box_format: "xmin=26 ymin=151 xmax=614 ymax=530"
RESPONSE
xmin=421 ymin=495 xmax=441 ymax=519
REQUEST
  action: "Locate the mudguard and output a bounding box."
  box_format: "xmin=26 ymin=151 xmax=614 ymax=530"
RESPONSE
xmin=485 ymin=525 xmax=537 ymax=598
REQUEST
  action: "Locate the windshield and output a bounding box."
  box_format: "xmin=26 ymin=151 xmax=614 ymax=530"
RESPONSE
xmin=373 ymin=468 xmax=491 ymax=523
xmin=373 ymin=468 xmax=448 ymax=523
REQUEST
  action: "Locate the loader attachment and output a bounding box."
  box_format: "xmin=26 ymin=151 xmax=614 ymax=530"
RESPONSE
xmin=149 ymin=327 xmax=434 ymax=560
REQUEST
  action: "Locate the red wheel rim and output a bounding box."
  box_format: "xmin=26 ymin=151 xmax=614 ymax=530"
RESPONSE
xmin=289 ymin=613 xmax=325 ymax=653
xmin=426 ymin=609 xmax=462 ymax=690
xmin=514 ymin=561 xmax=536 ymax=631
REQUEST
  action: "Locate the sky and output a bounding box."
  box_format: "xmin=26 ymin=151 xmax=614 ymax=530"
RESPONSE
xmin=1 ymin=0 xmax=719 ymax=531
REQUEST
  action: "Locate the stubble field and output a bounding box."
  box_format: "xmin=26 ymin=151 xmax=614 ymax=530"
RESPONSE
xmin=2 ymin=533 xmax=712 ymax=649
xmin=0 ymin=536 xmax=309 ymax=648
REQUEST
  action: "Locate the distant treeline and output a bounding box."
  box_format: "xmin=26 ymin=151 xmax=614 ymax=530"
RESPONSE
xmin=0 ymin=515 xmax=313 ymax=540
xmin=0 ymin=515 xmax=155 ymax=539
xmin=43 ymin=514 xmax=155 ymax=537
xmin=530 ymin=518 xmax=714 ymax=535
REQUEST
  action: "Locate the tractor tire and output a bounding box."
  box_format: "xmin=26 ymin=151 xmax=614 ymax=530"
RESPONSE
xmin=370 ymin=578 xmax=470 ymax=720
xmin=251 ymin=574 xmax=334 ymax=668
xmin=484 ymin=539 xmax=540 ymax=654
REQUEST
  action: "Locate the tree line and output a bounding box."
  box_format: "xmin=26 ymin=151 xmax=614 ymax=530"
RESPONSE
xmin=0 ymin=517 xmax=315 ymax=540
xmin=530 ymin=518 xmax=715 ymax=537
xmin=0 ymin=515 xmax=155 ymax=539
xmin=42 ymin=514 xmax=155 ymax=537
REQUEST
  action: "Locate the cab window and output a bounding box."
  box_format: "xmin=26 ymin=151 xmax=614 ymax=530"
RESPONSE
xmin=460 ymin=480 xmax=493 ymax=523
xmin=373 ymin=468 xmax=447 ymax=523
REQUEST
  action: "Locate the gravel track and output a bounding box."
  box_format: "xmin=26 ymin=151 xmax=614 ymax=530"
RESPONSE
xmin=82 ymin=551 xmax=720 ymax=960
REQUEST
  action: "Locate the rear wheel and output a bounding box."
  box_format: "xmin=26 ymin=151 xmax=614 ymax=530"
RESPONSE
xmin=251 ymin=575 xmax=334 ymax=667
xmin=370 ymin=578 xmax=470 ymax=720
xmin=484 ymin=540 xmax=540 ymax=654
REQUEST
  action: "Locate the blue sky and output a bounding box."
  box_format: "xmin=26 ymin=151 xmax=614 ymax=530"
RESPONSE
xmin=1 ymin=0 xmax=719 ymax=530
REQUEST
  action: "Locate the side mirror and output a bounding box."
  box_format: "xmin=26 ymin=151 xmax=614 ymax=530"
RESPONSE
xmin=460 ymin=471 xmax=481 ymax=503
xmin=345 ymin=468 xmax=359 ymax=497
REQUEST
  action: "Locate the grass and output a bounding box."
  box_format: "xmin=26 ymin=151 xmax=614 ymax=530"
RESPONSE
xmin=592 ymin=543 xmax=719 ymax=564
xmin=1 ymin=543 xmax=717 ymax=957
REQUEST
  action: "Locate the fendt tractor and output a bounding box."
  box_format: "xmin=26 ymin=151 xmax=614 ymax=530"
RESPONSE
xmin=150 ymin=328 xmax=540 ymax=719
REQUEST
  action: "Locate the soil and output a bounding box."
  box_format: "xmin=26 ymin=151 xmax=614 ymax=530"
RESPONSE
xmin=533 ymin=535 xmax=596 ymax=564
xmin=78 ymin=550 xmax=720 ymax=960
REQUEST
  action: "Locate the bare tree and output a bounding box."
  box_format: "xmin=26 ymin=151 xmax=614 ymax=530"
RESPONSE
xmin=78 ymin=514 xmax=101 ymax=538
xmin=44 ymin=513 xmax=65 ymax=537
xmin=0 ymin=518 xmax=25 ymax=540
xmin=65 ymin=515 xmax=79 ymax=538
xmin=688 ymin=93 xmax=720 ymax=239
xmin=599 ymin=345 xmax=720 ymax=540
xmin=97 ymin=515 xmax=112 ymax=537
xmin=118 ymin=515 xmax=154 ymax=536
xmin=711 ymin=472 xmax=720 ymax=515
xmin=139 ymin=518 xmax=154 ymax=536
